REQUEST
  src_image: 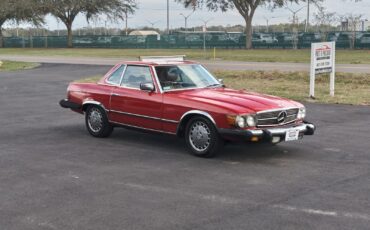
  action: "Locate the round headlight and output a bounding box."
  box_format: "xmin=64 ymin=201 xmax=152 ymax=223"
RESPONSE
xmin=298 ymin=107 xmax=306 ymax=119
xmin=235 ymin=116 xmax=246 ymax=128
xmin=246 ymin=115 xmax=256 ymax=127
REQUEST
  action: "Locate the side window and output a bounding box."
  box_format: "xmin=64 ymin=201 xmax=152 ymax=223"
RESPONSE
xmin=107 ymin=65 xmax=125 ymax=85
xmin=121 ymin=66 xmax=153 ymax=89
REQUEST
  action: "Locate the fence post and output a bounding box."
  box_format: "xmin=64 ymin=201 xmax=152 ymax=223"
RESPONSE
xmin=45 ymin=33 xmax=48 ymax=48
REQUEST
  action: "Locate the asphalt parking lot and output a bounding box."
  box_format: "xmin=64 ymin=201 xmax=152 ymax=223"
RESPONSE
xmin=1 ymin=63 xmax=370 ymax=230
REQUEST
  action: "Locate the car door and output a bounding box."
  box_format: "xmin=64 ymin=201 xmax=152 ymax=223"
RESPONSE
xmin=109 ymin=65 xmax=163 ymax=131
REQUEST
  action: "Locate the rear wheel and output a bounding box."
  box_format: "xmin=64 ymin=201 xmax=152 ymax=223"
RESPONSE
xmin=185 ymin=116 xmax=223 ymax=158
xmin=85 ymin=105 xmax=113 ymax=138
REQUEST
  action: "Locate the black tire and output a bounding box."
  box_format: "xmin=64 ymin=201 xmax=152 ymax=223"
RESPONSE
xmin=85 ymin=105 xmax=113 ymax=138
xmin=185 ymin=116 xmax=224 ymax=158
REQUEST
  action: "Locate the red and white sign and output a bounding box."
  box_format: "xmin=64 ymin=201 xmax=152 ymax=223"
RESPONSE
xmin=310 ymin=42 xmax=336 ymax=97
xmin=313 ymin=43 xmax=334 ymax=74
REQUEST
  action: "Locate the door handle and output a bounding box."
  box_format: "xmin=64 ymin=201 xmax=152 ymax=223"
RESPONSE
xmin=111 ymin=93 xmax=122 ymax=97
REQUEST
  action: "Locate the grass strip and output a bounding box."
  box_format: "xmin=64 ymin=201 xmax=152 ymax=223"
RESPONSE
xmin=76 ymin=70 xmax=370 ymax=106
xmin=1 ymin=48 xmax=370 ymax=64
xmin=0 ymin=60 xmax=39 ymax=72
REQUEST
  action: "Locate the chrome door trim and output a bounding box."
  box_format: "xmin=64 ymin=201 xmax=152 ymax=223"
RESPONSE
xmin=110 ymin=121 xmax=176 ymax=135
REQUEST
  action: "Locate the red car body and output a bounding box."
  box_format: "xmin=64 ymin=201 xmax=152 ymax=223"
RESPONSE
xmin=60 ymin=57 xmax=315 ymax=157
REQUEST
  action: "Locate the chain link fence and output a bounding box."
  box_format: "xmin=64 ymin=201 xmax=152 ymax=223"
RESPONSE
xmin=2 ymin=32 xmax=370 ymax=49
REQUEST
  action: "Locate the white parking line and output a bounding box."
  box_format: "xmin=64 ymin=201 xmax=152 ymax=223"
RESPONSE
xmin=273 ymin=204 xmax=370 ymax=221
xmin=121 ymin=182 xmax=240 ymax=205
xmin=120 ymin=182 xmax=370 ymax=222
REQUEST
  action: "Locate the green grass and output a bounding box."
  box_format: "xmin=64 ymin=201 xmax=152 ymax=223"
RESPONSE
xmin=217 ymin=70 xmax=370 ymax=106
xmin=77 ymin=71 xmax=370 ymax=106
xmin=75 ymin=75 xmax=102 ymax=83
xmin=1 ymin=48 xmax=370 ymax=64
xmin=0 ymin=60 xmax=39 ymax=72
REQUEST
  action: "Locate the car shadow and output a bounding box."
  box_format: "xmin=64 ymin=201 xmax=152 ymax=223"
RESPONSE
xmin=54 ymin=124 xmax=301 ymax=164
xmin=111 ymin=128 xmax=299 ymax=162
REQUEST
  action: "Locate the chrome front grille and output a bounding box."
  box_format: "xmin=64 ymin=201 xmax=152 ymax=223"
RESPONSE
xmin=256 ymin=108 xmax=299 ymax=127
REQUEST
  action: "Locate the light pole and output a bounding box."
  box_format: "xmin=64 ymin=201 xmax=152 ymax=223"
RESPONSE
xmin=105 ymin=21 xmax=107 ymax=36
xmin=263 ymin=16 xmax=281 ymax=33
xmin=57 ymin=21 xmax=60 ymax=36
xmin=286 ymin=6 xmax=306 ymax=49
xmin=180 ymin=11 xmax=194 ymax=31
xmin=146 ymin=20 xmax=160 ymax=28
xmin=167 ymin=0 xmax=170 ymax=34
xmin=286 ymin=6 xmax=306 ymax=26
xmin=200 ymin=18 xmax=213 ymax=53
xmin=305 ymin=0 xmax=310 ymax=32
xmin=264 ymin=17 xmax=269 ymax=33
xmin=125 ymin=12 xmax=128 ymax=36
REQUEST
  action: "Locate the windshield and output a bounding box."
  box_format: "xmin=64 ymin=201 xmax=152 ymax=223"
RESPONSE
xmin=155 ymin=64 xmax=221 ymax=91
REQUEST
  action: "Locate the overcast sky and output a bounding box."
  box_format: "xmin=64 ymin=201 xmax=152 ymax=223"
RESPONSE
xmin=5 ymin=0 xmax=370 ymax=30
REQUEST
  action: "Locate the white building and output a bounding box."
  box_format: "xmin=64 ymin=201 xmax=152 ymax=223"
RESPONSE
xmin=129 ymin=30 xmax=159 ymax=36
xmin=341 ymin=20 xmax=370 ymax=31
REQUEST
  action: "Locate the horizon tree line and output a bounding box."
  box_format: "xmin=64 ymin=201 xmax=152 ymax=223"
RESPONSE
xmin=0 ymin=0 xmax=363 ymax=48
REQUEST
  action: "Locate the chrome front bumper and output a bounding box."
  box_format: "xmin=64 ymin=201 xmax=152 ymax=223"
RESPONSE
xmin=218 ymin=121 xmax=316 ymax=142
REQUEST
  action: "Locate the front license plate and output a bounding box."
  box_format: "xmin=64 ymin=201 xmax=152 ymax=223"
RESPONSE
xmin=285 ymin=128 xmax=300 ymax=141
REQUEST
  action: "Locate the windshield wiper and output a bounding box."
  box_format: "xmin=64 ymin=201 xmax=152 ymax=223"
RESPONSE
xmin=206 ymin=83 xmax=222 ymax=88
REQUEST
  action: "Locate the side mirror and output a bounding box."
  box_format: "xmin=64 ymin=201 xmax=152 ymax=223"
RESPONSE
xmin=140 ymin=82 xmax=155 ymax=92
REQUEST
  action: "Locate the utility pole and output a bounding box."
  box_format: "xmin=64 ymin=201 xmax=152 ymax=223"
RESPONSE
xmin=305 ymin=0 xmax=310 ymax=32
xmin=180 ymin=11 xmax=194 ymax=31
xmin=167 ymin=0 xmax=170 ymax=34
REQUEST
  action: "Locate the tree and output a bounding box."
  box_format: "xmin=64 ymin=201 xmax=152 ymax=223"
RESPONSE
xmin=176 ymin=0 xmax=329 ymax=49
xmin=339 ymin=13 xmax=363 ymax=49
xmin=42 ymin=0 xmax=137 ymax=48
xmin=313 ymin=6 xmax=336 ymax=40
xmin=0 ymin=0 xmax=44 ymax=48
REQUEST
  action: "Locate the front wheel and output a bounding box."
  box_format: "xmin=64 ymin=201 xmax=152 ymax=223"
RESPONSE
xmin=185 ymin=116 xmax=224 ymax=158
xmin=85 ymin=105 xmax=113 ymax=138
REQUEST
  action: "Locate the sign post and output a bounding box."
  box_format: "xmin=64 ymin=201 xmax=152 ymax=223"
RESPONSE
xmin=310 ymin=41 xmax=336 ymax=98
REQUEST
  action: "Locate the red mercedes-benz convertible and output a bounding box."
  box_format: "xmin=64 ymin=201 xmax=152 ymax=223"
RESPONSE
xmin=60 ymin=56 xmax=315 ymax=157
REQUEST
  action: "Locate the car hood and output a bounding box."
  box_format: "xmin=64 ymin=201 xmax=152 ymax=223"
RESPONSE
xmin=167 ymin=87 xmax=302 ymax=114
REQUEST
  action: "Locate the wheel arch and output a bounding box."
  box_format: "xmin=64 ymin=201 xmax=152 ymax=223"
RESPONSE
xmin=82 ymin=100 xmax=108 ymax=113
xmin=176 ymin=110 xmax=217 ymax=137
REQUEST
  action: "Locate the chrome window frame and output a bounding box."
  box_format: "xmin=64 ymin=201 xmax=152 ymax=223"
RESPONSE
xmin=105 ymin=64 xmax=127 ymax=86
xmin=118 ymin=64 xmax=160 ymax=93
